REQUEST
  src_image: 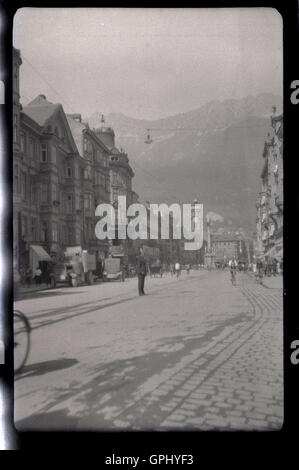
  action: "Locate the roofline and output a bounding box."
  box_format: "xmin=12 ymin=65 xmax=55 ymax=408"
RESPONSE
xmin=85 ymin=127 xmax=111 ymax=154
xmin=49 ymin=104 xmax=80 ymax=155
xmin=20 ymin=111 xmax=43 ymax=134
xmin=109 ymin=160 xmax=134 ymax=177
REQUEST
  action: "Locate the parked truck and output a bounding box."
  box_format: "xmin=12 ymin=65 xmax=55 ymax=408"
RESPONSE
xmin=49 ymin=246 xmax=96 ymax=288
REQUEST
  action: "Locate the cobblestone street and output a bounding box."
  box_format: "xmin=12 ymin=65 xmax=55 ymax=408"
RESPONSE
xmin=14 ymin=270 xmax=283 ymax=431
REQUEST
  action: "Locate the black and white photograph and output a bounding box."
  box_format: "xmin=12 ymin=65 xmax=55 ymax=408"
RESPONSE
xmin=9 ymin=7 xmax=284 ymax=434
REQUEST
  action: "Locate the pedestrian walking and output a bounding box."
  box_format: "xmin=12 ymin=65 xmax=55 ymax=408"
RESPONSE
xmin=229 ymin=258 xmax=238 ymax=285
xmin=136 ymin=248 xmax=147 ymax=296
xmin=25 ymin=267 xmax=32 ymax=287
xmin=19 ymin=265 xmax=26 ymax=286
xmin=34 ymin=265 xmax=42 ymax=285
xmin=175 ymin=261 xmax=181 ymax=279
xmin=272 ymin=258 xmax=277 ymax=276
xmin=44 ymin=265 xmax=51 ymax=286
xmin=276 ymin=259 xmax=281 ymax=275
xmin=256 ymin=258 xmax=264 ymax=284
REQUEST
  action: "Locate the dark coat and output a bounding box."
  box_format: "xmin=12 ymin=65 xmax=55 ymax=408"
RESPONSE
xmin=136 ymin=255 xmax=147 ymax=276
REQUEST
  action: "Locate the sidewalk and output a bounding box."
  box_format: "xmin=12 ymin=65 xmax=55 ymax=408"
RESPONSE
xmin=247 ymin=271 xmax=283 ymax=290
xmin=262 ymin=274 xmax=283 ymax=289
xmin=16 ymin=277 xmax=117 ymax=299
xmin=17 ymin=283 xmax=51 ymax=297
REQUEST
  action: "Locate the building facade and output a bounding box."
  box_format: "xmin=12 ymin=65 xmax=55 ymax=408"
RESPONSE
xmin=12 ymin=48 xmax=138 ymax=273
xmin=12 ymin=48 xmax=23 ymax=270
xmin=66 ymin=113 xmax=111 ymax=261
xmin=255 ymin=109 xmax=283 ymax=260
xmin=92 ymin=119 xmax=136 ymax=262
xmin=211 ymin=233 xmax=241 ymax=263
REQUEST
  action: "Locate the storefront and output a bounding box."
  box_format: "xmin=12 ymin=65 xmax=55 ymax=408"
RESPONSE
xmin=29 ymin=244 xmax=52 ymax=283
xmin=29 ymin=244 xmax=52 ymax=271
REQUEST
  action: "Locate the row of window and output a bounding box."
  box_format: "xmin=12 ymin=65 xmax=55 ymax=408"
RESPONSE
xmin=112 ymin=188 xmax=127 ymax=202
xmin=14 ymin=162 xmax=109 ymax=199
xmin=21 ymin=216 xmax=96 ymax=245
xmin=15 ymin=123 xmax=109 ymax=165
xmin=21 ymin=216 xmax=59 ymax=243
xmin=213 ymin=242 xmax=237 ymax=246
xmin=83 ymin=138 xmax=108 ymax=167
xmin=15 ymin=133 xmax=113 ymax=191
xmin=14 ymin=172 xmax=97 ymax=213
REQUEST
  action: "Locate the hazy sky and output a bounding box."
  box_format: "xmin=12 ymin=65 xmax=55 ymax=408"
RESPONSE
xmin=13 ymin=8 xmax=282 ymax=120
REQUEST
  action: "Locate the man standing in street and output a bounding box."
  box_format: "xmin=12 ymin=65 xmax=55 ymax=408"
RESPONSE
xmin=228 ymin=257 xmax=238 ymax=285
xmin=175 ymin=261 xmax=181 ymax=279
xmin=136 ymin=248 xmax=147 ymax=296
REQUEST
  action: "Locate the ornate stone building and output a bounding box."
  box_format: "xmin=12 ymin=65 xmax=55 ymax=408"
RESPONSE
xmin=13 ymin=48 xmax=140 ymax=273
xmin=12 ymin=47 xmax=23 ymax=270
xmin=66 ymin=113 xmax=111 ymax=260
xmin=92 ymin=118 xmax=136 ymax=263
xmin=13 ymin=48 xmax=125 ymax=272
xmin=255 ymin=109 xmax=283 ymax=260
xmin=211 ymin=233 xmax=241 ymax=263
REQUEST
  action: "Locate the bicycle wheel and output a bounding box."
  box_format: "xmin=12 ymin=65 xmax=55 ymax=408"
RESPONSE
xmin=14 ymin=310 xmax=31 ymax=373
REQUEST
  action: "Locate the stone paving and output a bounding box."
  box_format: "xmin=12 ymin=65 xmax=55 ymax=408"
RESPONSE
xmin=110 ymin=276 xmax=283 ymax=431
xmin=161 ymin=280 xmax=283 ymax=430
xmin=14 ymin=270 xmax=283 ymax=431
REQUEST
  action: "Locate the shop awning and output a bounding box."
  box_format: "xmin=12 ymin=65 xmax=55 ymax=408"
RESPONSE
xmin=29 ymin=245 xmax=52 ymax=270
xmin=30 ymin=245 xmax=52 ymax=261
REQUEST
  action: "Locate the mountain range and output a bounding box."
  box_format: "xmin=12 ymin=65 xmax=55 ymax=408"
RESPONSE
xmin=87 ymin=93 xmax=282 ymax=236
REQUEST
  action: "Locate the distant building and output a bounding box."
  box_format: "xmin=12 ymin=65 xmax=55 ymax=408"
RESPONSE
xmin=255 ymin=109 xmax=283 ymax=260
xmin=211 ymin=233 xmax=243 ymax=263
xmin=66 ymin=113 xmax=111 ymax=260
xmin=13 ymin=89 xmax=83 ymax=269
xmin=92 ymin=117 xmax=136 ymax=263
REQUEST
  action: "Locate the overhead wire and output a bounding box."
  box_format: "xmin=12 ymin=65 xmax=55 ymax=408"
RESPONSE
xmin=21 ymin=54 xmax=77 ymax=113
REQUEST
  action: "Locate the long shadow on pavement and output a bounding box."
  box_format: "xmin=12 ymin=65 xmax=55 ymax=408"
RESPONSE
xmin=26 ymin=273 xmax=212 ymax=331
xmin=15 ymin=310 xmax=252 ymax=431
xmin=15 ymin=358 xmax=79 ymax=381
xmin=17 ymin=289 xmax=88 ymax=301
